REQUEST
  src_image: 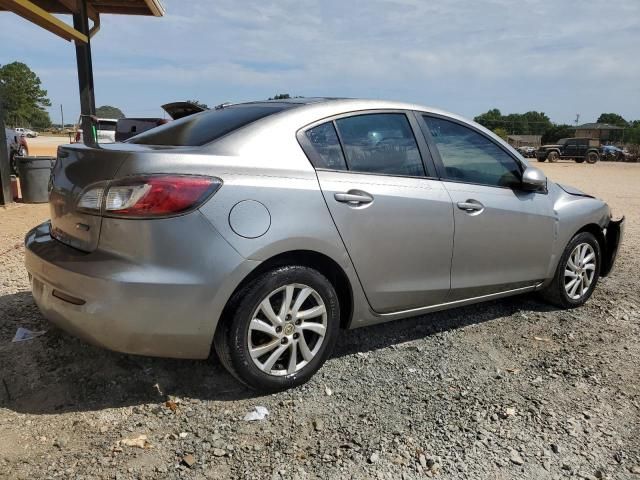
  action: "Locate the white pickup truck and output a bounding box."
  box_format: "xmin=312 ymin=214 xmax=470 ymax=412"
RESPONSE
xmin=74 ymin=118 xmax=117 ymax=144
xmin=14 ymin=127 xmax=38 ymax=138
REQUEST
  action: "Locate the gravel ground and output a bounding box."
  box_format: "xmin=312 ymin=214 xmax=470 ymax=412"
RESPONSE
xmin=0 ymin=161 xmax=638 ymax=479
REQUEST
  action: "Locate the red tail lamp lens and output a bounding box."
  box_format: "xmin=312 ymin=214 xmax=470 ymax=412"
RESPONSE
xmin=104 ymin=175 xmax=221 ymax=217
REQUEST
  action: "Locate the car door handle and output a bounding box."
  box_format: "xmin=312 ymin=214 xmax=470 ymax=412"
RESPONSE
xmin=334 ymin=192 xmax=374 ymax=205
xmin=457 ymin=200 xmax=484 ymax=213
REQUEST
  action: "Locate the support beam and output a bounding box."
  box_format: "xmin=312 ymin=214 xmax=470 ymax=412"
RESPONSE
xmin=73 ymin=0 xmax=96 ymax=145
xmin=0 ymin=0 xmax=88 ymax=42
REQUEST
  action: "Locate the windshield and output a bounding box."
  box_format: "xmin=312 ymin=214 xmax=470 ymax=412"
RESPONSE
xmin=127 ymin=103 xmax=298 ymax=146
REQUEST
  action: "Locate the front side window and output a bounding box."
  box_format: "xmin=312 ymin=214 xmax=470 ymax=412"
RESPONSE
xmin=304 ymin=122 xmax=347 ymax=170
xmin=334 ymin=113 xmax=424 ymax=176
xmin=422 ymin=116 xmax=521 ymax=187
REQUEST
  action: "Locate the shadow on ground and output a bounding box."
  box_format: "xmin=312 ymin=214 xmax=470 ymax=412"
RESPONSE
xmin=0 ymin=290 xmax=558 ymax=415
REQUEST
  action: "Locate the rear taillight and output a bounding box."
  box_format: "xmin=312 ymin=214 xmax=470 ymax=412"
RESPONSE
xmin=77 ymin=175 xmax=222 ymax=218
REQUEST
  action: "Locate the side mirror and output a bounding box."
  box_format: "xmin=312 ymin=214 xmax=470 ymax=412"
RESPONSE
xmin=521 ymin=166 xmax=547 ymax=192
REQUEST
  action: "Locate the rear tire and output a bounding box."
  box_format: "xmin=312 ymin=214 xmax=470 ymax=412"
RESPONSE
xmin=547 ymin=151 xmax=559 ymax=163
xmin=586 ymin=151 xmax=599 ymax=164
xmin=214 ymin=266 xmax=340 ymax=392
xmin=540 ymin=232 xmax=600 ymax=308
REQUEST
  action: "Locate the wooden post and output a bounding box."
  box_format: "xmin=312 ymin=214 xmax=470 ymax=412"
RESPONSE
xmin=73 ymin=0 xmax=96 ymax=145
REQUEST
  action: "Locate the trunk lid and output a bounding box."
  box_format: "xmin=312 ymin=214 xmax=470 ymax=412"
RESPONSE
xmin=49 ymin=143 xmax=137 ymax=252
xmin=161 ymin=101 xmax=207 ymax=120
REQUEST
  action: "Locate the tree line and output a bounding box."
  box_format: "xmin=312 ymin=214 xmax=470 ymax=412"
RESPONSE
xmin=474 ymin=109 xmax=640 ymax=144
xmin=3 ymin=61 xmax=640 ymax=144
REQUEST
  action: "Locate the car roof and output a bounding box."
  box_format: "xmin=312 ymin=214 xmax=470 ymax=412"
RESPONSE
xmin=209 ymin=97 xmax=527 ymax=165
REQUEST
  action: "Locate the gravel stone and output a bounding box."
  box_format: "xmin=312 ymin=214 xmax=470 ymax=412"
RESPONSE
xmin=1 ymin=164 xmax=639 ymax=479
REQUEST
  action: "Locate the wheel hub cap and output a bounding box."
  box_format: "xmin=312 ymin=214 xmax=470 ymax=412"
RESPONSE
xmin=247 ymin=283 xmax=328 ymax=376
xmin=564 ymin=243 xmax=596 ymax=300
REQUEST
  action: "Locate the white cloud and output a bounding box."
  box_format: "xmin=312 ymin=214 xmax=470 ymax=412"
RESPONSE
xmin=0 ymin=0 xmax=638 ymax=123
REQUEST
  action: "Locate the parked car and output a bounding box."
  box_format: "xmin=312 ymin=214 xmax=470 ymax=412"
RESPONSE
xmin=15 ymin=127 xmax=38 ymax=138
xmin=74 ymin=118 xmax=118 ymax=144
xmin=25 ymin=98 xmax=624 ymax=392
xmin=600 ymin=145 xmax=628 ymax=162
xmin=516 ymin=145 xmax=537 ymax=158
xmin=115 ymin=102 xmax=205 ymax=142
xmin=536 ymin=137 xmax=600 ymax=163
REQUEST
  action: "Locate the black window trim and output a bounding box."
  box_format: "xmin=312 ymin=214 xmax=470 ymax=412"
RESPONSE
xmin=296 ymin=109 xmax=439 ymax=180
xmin=415 ymin=111 xmax=537 ymax=191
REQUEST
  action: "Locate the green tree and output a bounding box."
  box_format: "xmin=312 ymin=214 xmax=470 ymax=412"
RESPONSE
xmin=29 ymin=108 xmax=52 ymax=129
xmin=521 ymin=111 xmax=552 ymax=135
xmin=269 ymin=93 xmax=291 ymax=100
xmin=624 ymin=120 xmax=640 ymax=145
xmin=474 ymin=108 xmax=503 ymax=131
xmin=596 ymin=113 xmax=628 ymax=127
xmin=541 ymin=124 xmax=575 ymax=144
xmin=0 ymin=61 xmax=51 ymax=127
xmin=475 ymin=109 xmax=551 ymax=135
xmin=493 ymin=127 xmax=508 ymax=140
xmin=95 ymin=105 xmax=125 ymax=119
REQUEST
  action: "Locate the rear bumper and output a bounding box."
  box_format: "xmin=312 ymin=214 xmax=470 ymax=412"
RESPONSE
xmin=601 ymin=216 xmax=625 ymax=277
xmin=25 ymin=218 xmax=255 ymax=359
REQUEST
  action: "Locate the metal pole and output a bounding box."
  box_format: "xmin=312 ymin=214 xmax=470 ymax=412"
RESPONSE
xmin=0 ymin=95 xmax=13 ymax=205
xmin=72 ymin=0 xmax=96 ymax=145
xmin=60 ymin=104 xmax=64 ymax=129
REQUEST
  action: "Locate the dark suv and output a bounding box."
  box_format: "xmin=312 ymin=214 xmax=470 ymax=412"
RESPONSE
xmin=536 ymin=138 xmax=600 ymax=164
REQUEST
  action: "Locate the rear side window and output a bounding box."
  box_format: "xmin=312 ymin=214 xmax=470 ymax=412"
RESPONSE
xmin=304 ymin=122 xmax=347 ymax=170
xmin=128 ymin=104 xmax=292 ymax=146
xmin=334 ymin=114 xmax=424 ymax=176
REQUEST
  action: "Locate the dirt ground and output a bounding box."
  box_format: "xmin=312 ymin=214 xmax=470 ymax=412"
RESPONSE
xmin=0 ymin=161 xmax=638 ymax=479
xmin=24 ymin=135 xmax=72 ymax=157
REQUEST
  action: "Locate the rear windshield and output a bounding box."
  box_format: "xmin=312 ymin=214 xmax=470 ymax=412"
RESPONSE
xmin=127 ymin=104 xmax=295 ymax=146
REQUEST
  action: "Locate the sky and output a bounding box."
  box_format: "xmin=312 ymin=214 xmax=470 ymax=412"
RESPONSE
xmin=1 ymin=0 xmax=638 ymax=125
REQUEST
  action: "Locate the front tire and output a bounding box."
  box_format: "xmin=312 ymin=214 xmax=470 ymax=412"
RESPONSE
xmin=547 ymin=151 xmax=559 ymax=163
xmin=540 ymin=232 xmax=600 ymax=308
xmin=214 ymin=266 xmax=340 ymax=392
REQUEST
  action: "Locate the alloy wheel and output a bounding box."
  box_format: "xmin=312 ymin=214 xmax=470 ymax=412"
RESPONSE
xmin=247 ymin=283 xmax=327 ymax=376
xmin=564 ymin=243 xmax=596 ymax=300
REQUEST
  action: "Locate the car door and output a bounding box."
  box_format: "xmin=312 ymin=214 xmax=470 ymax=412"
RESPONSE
xmin=564 ymin=139 xmax=577 ymax=158
xmin=418 ymin=114 xmax=556 ymax=301
xmin=298 ymin=112 xmax=454 ymax=313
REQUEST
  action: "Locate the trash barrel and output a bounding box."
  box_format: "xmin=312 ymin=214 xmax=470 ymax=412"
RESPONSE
xmin=16 ymin=156 xmax=55 ymax=203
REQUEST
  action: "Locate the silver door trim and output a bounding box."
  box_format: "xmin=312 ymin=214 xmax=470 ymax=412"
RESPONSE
xmin=374 ymin=283 xmax=543 ymax=319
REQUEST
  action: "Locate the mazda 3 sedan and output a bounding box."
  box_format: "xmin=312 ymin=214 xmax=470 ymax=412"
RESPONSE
xmin=25 ymin=98 xmax=624 ymax=391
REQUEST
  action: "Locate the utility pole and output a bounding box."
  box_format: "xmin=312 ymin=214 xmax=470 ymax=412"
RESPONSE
xmin=575 ymin=114 xmax=580 ymax=126
xmin=60 ymin=104 xmax=64 ymax=128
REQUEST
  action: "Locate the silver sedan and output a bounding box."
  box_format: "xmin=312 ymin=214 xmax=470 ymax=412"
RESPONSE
xmin=25 ymin=98 xmax=624 ymax=391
